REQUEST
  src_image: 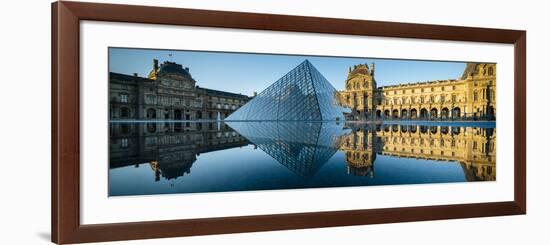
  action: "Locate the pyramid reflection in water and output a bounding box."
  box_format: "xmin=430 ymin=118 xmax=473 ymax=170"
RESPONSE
xmin=227 ymin=121 xmax=350 ymax=177
xmin=226 ymin=60 xmax=349 ymax=121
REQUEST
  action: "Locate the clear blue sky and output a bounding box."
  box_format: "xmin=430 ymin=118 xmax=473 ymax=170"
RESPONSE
xmin=109 ymin=47 xmax=466 ymax=96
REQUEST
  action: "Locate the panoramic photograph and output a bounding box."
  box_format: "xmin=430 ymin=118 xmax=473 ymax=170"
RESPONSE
xmin=108 ymin=47 xmax=496 ymax=197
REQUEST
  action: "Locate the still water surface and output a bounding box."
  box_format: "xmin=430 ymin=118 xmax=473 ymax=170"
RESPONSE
xmin=109 ymin=121 xmax=496 ymax=196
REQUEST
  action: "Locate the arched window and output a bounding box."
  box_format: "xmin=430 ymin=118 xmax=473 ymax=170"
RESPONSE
xmin=474 ymin=90 xmax=478 ymax=101
xmin=488 ymin=66 xmax=494 ymax=76
xmin=430 ymin=108 xmax=438 ymax=119
xmin=441 ymin=108 xmax=449 ymax=119
xmin=146 ymin=108 xmax=156 ymax=119
xmin=147 ymin=123 xmax=156 ymax=133
xmin=410 ymin=109 xmax=418 ymax=119
xmin=452 ymin=107 xmax=461 ymax=118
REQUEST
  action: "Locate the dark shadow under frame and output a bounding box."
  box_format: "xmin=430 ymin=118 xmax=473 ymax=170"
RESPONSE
xmin=51 ymin=1 xmax=526 ymax=244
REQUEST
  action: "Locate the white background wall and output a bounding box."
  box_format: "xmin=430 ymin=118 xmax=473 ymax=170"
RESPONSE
xmin=0 ymin=0 xmax=547 ymax=244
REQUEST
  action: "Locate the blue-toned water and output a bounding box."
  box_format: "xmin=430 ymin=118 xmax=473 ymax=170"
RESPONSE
xmin=108 ymin=121 xmax=496 ymax=196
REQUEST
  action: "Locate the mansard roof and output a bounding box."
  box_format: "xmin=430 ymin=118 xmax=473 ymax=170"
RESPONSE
xmin=198 ymin=87 xmax=250 ymax=99
xmin=348 ymin=64 xmax=371 ymax=78
xmin=460 ymin=62 xmax=495 ymax=80
xmin=158 ymin=61 xmax=192 ymax=78
xmin=109 ymin=72 xmax=155 ymax=83
xmin=461 ymin=63 xmax=480 ymax=80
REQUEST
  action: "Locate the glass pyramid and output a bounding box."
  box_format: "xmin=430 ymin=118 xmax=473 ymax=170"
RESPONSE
xmin=226 ymin=60 xmax=348 ymax=121
xmin=227 ymin=121 xmax=350 ymax=177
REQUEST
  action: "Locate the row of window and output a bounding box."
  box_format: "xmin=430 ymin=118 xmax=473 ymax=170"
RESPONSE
xmin=347 ymin=94 xmax=461 ymax=106
xmin=346 ymin=79 xmax=370 ymax=90
xmin=340 ymin=136 xmax=494 ymax=155
xmin=117 ymin=107 xmax=234 ymax=119
xmin=161 ymin=79 xmax=194 ymax=89
xmin=119 ymin=93 xmax=246 ymax=107
xmin=210 ymin=96 xmax=245 ymax=104
xmin=384 ymin=147 xmax=458 ymax=158
xmin=376 ymin=94 xmax=460 ymax=105
xmin=385 ymin=144 xmax=494 ymax=156
xmin=209 ymin=102 xmax=239 ymax=110
xmin=116 ymin=129 xmax=240 ymax=148
xmin=382 ymin=85 xmax=458 ymax=95
xmin=387 ymin=137 xmax=458 ymax=147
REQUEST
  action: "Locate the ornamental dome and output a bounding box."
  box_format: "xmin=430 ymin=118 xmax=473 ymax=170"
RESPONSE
xmin=148 ymin=59 xmax=192 ymax=80
xmin=347 ymin=63 xmax=374 ymax=79
xmin=350 ymin=64 xmax=370 ymax=76
xmin=159 ymin=61 xmax=190 ymax=76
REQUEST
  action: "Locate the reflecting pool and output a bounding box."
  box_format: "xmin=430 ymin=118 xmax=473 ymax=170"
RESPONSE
xmin=109 ymin=121 xmax=496 ymax=196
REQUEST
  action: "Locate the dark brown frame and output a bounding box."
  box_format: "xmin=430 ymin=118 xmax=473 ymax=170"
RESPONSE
xmin=52 ymin=1 xmax=526 ymax=244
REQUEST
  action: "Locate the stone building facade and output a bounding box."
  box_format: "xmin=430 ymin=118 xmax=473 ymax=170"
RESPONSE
xmin=339 ymin=63 xmax=496 ymax=121
xmin=110 ymin=59 xmax=251 ymax=124
xmin=339 ymin=124 xmax=496 ymax=181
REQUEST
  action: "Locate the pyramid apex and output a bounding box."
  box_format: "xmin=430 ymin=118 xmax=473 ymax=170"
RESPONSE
xmin=226 ymin=59 xmax=347 ymax=121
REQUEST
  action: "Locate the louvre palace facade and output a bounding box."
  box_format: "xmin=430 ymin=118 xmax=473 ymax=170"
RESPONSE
xmin=110 ymin=59 xmax=251 ymax=125
xmin=339 ymin=62 xmax=496 ymax=121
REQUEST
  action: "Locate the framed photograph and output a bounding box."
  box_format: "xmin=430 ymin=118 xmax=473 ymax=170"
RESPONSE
xmin=52 ymin=1 xmax=526 ymax=244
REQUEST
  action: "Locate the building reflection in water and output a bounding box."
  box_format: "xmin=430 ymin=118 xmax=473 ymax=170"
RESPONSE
xmin=109 ymin=121 xmax=496 ymax=194
xmin=339 ymin=123 xmax=496 ymax=181
xmin=110 ymin=122 xmax=249 ymax=181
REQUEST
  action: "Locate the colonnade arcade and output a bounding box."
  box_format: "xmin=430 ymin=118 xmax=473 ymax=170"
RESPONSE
xmin=375 ymin=106 xmax=462 ymax=120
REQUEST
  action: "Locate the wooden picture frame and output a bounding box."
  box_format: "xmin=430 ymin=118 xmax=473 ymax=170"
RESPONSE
xmin=51 ymin=1 xmax=526 ymax=244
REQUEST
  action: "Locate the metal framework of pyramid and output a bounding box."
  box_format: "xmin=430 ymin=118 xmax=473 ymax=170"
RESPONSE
xmin=226 ymin=60 xmax=348 ymax=121
xmin=227 ymin=121 xmax=349 ymax=177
